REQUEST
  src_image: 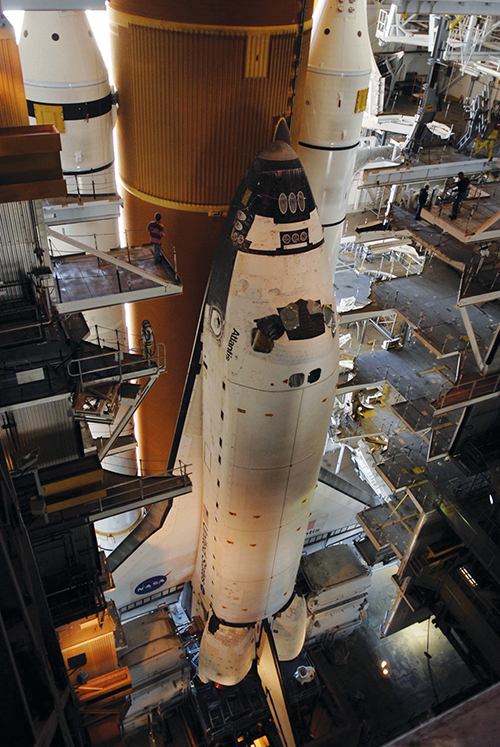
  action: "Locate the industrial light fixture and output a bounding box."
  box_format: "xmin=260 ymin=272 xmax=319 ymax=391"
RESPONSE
xmin=252 ymin=737 xmax=270 ymax=747
xmin=459 ymin=567 xmax=478 ymax=587
xmin=380 ymin=660 xmax=390 ymax=677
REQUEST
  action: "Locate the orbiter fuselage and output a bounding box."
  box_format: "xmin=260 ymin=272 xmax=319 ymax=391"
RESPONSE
xmin=192 ymin=137 xmax=339 ymax=684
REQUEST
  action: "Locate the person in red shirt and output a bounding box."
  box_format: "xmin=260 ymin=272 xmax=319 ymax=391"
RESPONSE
xmin=147 ymin=213 xmax=164 ymax=263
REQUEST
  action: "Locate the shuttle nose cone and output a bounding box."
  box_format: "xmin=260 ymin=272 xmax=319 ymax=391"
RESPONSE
xmin=257 ymin=140 xmax=298 ymax=163
xmin=274 ymin=118 xmax=292 ymax=146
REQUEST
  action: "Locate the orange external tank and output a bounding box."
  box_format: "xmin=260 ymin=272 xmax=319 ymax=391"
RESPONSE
xmin=0 ymin=7 xmax=29 ymax=127
xmin=108 ymin=0 xmax=314 ymax=470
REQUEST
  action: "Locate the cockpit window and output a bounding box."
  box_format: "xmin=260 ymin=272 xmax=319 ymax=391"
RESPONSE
xmin=277 ymin=299 xmax=325 ymax=341
xmin=307 ymin=299 xmax=322 ymax=316
xmin=251 ymin=314 xmax=284 ymax=354
xmin=251 ymin=328 xmax=275 ymax=353
xmin=256 ymin=314 xmax=285 ymax=340
xmin=279 ymin=304 xmax=300 ymax=332
xmin=252 ymin=298 xmax=326 ymax=353
xmin=308 ymin=368 xmax=321 ymax=383
xmin=288 ymin=373 xmax=305 ymax=388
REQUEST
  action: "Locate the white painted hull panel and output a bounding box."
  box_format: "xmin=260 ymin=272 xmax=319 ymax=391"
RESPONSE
xmin=193 ymin=136 xmax=338 ymax=683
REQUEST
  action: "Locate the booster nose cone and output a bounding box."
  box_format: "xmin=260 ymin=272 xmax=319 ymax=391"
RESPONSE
xmin=297 ymin=0 xmax=371 ymax=272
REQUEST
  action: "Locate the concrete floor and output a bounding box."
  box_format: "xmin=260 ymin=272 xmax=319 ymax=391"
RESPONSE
xmin=320 ymin=563 xmax=480 ymax=746
xmin=385 ymin=681 xmax=500 ymax=746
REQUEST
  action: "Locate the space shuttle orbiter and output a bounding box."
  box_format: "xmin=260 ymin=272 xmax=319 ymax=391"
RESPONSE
xmin=105 ymin=128 xmax=339 ymax=687
xmin=191 ymin=132 xmax=339 ymax=684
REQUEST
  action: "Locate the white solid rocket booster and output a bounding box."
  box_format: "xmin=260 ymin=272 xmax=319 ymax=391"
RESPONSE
xmin=193 ymin=135 xmax=339 ymax=685
xmin=19 ymin=10 xmax=119 ymax=254
xmin=19 ymin=12 xmax=134 ymax=487
xmin=298 ymin=0 xmax=371 ymax=271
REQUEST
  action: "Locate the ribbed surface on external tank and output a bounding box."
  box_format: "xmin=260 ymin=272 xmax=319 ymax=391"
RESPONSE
xmin=115 ymin=23 xmax=303 ymax=206
xmin=0 ymin=27 xmax=29 ymax=127
xmin=109 ymin=0 xmax=313 ymax=467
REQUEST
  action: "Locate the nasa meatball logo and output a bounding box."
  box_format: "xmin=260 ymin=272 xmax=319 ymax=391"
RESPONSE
xmin=134 ymin=574 xmax=169 ymax=596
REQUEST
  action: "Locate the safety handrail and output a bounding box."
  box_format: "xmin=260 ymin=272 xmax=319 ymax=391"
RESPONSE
xmin=434 ymin=370 xmax=500 ymax=409
xmin=67 ymin=342 xmax=166 ymax=385
xmin=105 ymin=461 xmax=192 ymax=498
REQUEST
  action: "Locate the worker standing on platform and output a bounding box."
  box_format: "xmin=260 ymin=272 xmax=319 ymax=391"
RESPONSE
xmin=147 ymin=213 xmax=164 ymax=263
xmin=450 ymin=172 xmax=470 ymax=220
xmin=415 ymin=184 xmax=429 ymax=220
